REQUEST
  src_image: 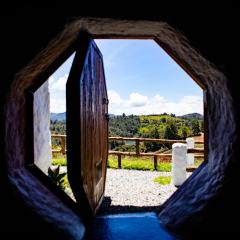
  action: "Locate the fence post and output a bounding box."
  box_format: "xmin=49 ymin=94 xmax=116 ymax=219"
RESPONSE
xmin=61 ymin=136 xmax=66 ymax=155
xmin=186 ymin=137 xmax=194 ymax=165
xmin=118 ymin=154 xmax=122 ymax=169
xmin=136 ymin=139 xmax=140 ymax=156
xmin=172 ymin=143 xmax=187 ymax=187
xmin=154 ymin=155 xmax=158 ymax=170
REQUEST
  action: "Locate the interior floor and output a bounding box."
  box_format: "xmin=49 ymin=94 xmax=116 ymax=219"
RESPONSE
xmin=85 ymin=212 xmax=178 ymax=240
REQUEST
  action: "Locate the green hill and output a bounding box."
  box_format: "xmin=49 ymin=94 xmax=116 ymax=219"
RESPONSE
xmin=178 ymin=113 xmax=203 ymax=120
xmin=108 ymin=113 xmax=203 ymax=152
xmin=50 ymin=113 xmax=203 ymax=152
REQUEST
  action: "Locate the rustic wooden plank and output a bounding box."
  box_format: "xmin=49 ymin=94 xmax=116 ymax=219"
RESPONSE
xmin=187 ymin=148 xmax=204 ymax=154
xmin=61 ymin=136 xmax=66 ymax=155
xmin=186 ymin=167 xmax=197 ymax=172
xmin=52 ymin=149 xmax=61 ymax=153
xmin=51 ymin=134 xmax=67 ymax=138
xmin=118 ymin=154 xmax=122 ymax=169
xmin=66 ymin=33 xmax=93 ymax=221
xmin=109 ymin=151 xmax=172 ymax=157
xmin=52 ymin=135 xmax=204 ymax=145
xmin=109 ymin=136 xmax=186 ymax=143
xmin=66 ymin=33 xmax=108 ymax=218
xmin=135 ymin=139 xmax=140 ymax=156
xmin=154 ymin=156 xmax=158 ymax=170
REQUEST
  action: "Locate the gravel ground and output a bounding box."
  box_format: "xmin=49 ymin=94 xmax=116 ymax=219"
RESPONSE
xmin=98 ymin=169 xmax=191 ymax=214
xmin=58 ymin=166 xmax=192 ymax=214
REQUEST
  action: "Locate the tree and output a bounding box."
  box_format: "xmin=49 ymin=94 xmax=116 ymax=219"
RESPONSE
xmin=161 ymin=117 xmax=166 ymax=123
xmin=164 ymin=122 xmax=179 ymax=140
xmin=192 ymin=120 xmax=201 ymax=136
xmin=143 ymin=127 xmax=161 ymax=152
xmin=180 ymin=126 xmax=188 ymax=139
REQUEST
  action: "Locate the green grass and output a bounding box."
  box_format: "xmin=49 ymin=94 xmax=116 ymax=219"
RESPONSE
xmin=107 ymin=156 xmax=172 ymax=172
xmin=52 ymin=156 xmax=203 ymax=172
xmin=194 ymin=159 xmax=204 ymax=167
xmin=52 ymin=156 xmax=172 ymax=171
xmin=154 ymin=176 xmax=172 ymax=185
xmin=52 ymin=157 xmax=67 ymax=166
xmin=62 ymin=174 xmax=70 ymax=189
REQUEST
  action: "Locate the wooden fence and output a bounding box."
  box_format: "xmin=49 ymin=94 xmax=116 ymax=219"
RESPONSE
xmin=51 ymin=135 xmax=204 ymax=170
xmin=51 ymin=134 xmax=66 ymax=155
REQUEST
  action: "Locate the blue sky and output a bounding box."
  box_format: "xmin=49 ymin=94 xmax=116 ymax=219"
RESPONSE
xmin=48 ymin=39 xmax=203 ymax=115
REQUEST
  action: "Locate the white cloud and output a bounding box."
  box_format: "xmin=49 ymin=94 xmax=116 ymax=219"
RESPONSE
xmin=108 ymin=90 xmax=123 ymax=105
xmin=128 ymin=92 xmax=148 ymax=107
xmin=49 ymin=97 xmax=66 ymax=113
xmin=49 ymin=74 xmax=68 ymax=91
xmin=108 ymin=90 xmax=203 ymax=116
xmin=48 ymin=74 xmax=68 ymax=113
xmin=48 ymin=76 xmax=203 ymax=116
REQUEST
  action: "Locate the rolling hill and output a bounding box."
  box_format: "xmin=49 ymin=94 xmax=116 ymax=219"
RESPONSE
xmin=50 ymin=112 xmax=66 ymax=121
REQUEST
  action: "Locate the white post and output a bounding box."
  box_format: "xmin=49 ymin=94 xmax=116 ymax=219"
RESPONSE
xmin=172 ymin=143 xmax=187 ymax=187
xmin=186 ymin=138 xmax=195 ymax=166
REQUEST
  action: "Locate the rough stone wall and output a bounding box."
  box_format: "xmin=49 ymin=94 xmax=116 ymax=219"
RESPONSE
xmin=1 ymin=15 xmax=239 ymax=239
xmin=33 ymin=81 xmax=52 ymax=174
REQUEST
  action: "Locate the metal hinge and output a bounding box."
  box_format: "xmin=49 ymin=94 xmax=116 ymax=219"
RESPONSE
xmin=103 ymin=98 xmax=109 ymax=105
xmin=105 ymin=113 xmax=110 ymax=121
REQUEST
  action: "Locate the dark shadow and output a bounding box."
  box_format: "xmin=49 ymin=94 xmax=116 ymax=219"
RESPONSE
xmin=97 ymin=196 xmax=162 ymax=215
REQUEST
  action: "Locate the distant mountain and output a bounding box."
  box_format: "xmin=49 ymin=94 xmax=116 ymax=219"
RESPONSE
xmin=50 ymin=112 xmax=203 ymax=121
xmin=178 ymin=113 xmax=203 ymax=120
xmin=50 ymin=112 xmax=66 ymax=121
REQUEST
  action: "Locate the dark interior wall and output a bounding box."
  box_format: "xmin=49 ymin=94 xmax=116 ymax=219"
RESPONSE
xmin=1 ymin=4 xmax=239 ymax=239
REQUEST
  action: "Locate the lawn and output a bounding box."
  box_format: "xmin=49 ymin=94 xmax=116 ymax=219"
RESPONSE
xmin=52 ymin=155 xmax=204 ymax=172
xmin=154 ymin=176 xmax=172 ymax=185
xmin=52 ymin=157 xmax=67 ymax=166
xmin=107 ymin=156 xmax=172 ymax=172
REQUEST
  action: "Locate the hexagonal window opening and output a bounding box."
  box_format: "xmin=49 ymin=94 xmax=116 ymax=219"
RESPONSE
xmin=32 ymin=52 xmax=76 ymax=200
xmin=29 ymin=34 xmax=206 ymax=217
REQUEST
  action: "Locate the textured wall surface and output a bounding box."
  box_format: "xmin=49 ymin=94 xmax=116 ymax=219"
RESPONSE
xmin=1 ymin=13 xmax=239 ymax=239
xmin=33 ymin=81 xmax=52 ymax=174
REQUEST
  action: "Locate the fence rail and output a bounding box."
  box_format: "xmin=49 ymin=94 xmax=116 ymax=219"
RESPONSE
xmin=51 ymin=134 xmax=66 ymax=155
xmin=51 ymin=134 xmax=204 ymax=170
xmin=109 ymin=136 xmax=203 ymax=144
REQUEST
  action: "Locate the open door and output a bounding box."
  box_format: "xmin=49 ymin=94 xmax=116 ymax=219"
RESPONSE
xmin=66 ymin=33 xmax=108 ymax=217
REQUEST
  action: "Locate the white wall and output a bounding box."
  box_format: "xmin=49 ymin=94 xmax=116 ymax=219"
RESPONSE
xmin=33 ymin=81 xmax=52 ymax=174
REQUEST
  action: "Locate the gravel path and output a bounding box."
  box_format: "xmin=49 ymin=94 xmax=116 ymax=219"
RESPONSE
xmin=58 ymin=166 xmax=192 ymax=214
xmin=99 ymin=169 xmax=191 ymax=214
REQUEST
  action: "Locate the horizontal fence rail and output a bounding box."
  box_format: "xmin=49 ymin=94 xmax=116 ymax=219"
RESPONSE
xmin=51 ymin=134 xmax=204 ymax=171
xmin=109 ymin=136 xmax=204 ymax=144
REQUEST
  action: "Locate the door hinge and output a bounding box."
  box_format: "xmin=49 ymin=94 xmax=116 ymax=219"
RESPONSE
xmin=103 ymin=98 xmax=109 ymax=105
xmin=105 ymin=113 xmax=110 ymax=121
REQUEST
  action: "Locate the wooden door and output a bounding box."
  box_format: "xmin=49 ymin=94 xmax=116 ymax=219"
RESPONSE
xmin=66 ymin=33 xmax=108 ymax=217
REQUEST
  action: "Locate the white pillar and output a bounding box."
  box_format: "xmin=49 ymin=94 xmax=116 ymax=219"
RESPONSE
xmin=186 ymin=138 xmax=195 ymax=166
xmin=172 ymin=143 xmax=187 ymax=187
